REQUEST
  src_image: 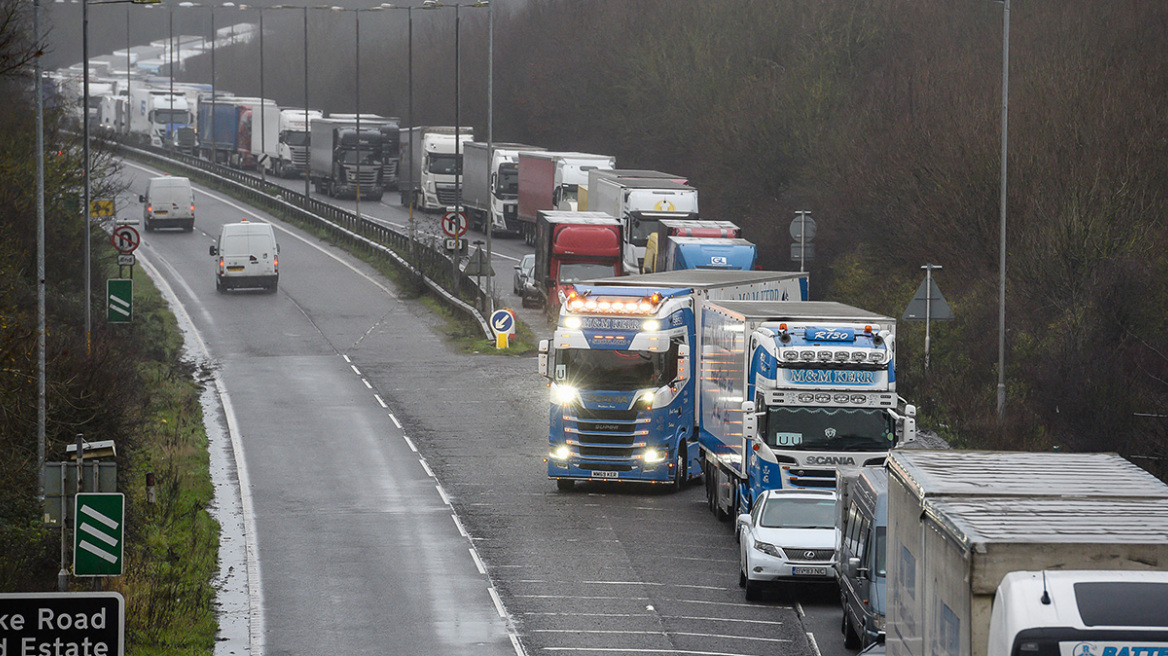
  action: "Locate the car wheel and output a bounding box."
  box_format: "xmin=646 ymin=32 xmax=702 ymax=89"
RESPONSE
xmin=739 ymin=568 xmax=747 ymax=588
xmin=744 ymin=577 xmax=762 ymax=602
xmin=555 ymin=479 xmax=574 ymax=492
xmin=843 ymin=611 xmax=862 ymax=649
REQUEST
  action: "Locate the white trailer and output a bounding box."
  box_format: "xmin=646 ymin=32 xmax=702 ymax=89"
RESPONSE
xmin=589 ymin=177 xmax=699 ymax=273
xmin=885 ymin=450 xmax=1168 ymax=656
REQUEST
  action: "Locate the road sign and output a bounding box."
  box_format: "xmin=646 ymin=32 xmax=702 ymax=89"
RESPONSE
xmin=490 ymin=309 xmax=516 ymax=336
xmin=903 ymin=276 xmax=954 ymax=321
xmin=90 ymin=199 xmax=115 ymax=217
xmin=74 ymin=493 xmax=124 ymax=576
xmin=790 ymin=242 xmax=816 ymax=261
xmin=110 ymin=225 xmax=140 ymax=254
xmin=107 ymin=279 xmax=132 ymax=323
xmin=441 ymin=211 xmax=468 ymax=237
xmin=0 ymin=592 xmax=124 ymax=656
xmin=444 ymin=238 xmax=467 ymax=254
xmin=116 ymin=254 xmax=136 ymax=267
xmin=789 ymin=213 xmax=817 ymax=241
xmin=463 ymin=247 xmax=494 ymax=277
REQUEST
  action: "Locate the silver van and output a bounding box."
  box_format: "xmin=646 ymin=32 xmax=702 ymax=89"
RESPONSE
xmin=140 ymin=176 xmax=195 ymax=232
xmin=837 ymin=466 xmax=888 ymax=650
xmin=209 ymin=220 xmax=279 ymax=292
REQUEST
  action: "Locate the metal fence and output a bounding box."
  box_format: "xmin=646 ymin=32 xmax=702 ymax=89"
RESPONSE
xmin=116 ymin=142 xmax=494 ymax=338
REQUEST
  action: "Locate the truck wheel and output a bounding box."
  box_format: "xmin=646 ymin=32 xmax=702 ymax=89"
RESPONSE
xmin=555 ymin=479 xmax=574 ymax=492
xmin=672 ymin=447 xmax=686 ymax=491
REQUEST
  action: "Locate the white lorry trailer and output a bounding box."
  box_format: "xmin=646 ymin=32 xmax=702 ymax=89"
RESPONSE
xmin=399 ymin=126 xmax=473 ymax=212
xmin=588 ymin=176 xmax=700 ymax=273
xmin=128 ymin=86 xmax=192 ymax=148
xmin=885 ymin=450 xmax=1168 ymax=656
xmin=463 ymin=141 xmax=545 ymax=235
xmin=268 ymin=108 xmax=322 ymax=178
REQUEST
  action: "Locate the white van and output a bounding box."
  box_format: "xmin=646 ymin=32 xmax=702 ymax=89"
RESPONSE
xmin=209 ymin=220 xmax=279 ymax=292
xmin=140 ymin=176 xmax=195 ymax=232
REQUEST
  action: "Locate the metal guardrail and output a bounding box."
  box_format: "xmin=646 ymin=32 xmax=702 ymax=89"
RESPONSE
xmin=115 ymin=141 xmax=495 ymax=339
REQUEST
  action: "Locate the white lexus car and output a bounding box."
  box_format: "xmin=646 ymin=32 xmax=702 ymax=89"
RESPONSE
xmin=737 ymin=488 xmax=839 ymax=600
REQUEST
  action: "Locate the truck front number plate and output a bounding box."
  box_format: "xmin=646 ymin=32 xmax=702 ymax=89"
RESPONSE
xmin=591 ymin=471 xmax=619 ymax=479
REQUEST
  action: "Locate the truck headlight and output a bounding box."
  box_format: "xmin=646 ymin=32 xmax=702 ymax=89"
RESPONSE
xmin=549 ymin=445 xmax=571 ymax=461
xmin=643 ymin=448 xmax=666 ymax=463
xmin=551 ymin=384 xmax=579 ymax=405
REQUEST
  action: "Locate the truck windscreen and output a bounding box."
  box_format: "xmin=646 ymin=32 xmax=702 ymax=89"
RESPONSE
xmin=284 ymin=132 xmax=308 ymax=147
xmin=428 ymin=153 xmax=462 ymax=175
xmin=628 ymin=215 xmax=661 ymax=246
xmin=559 ymin=263 xmax=617 ymax=284
xmin=558 ymin=348 xmax=671 ymax=391
xmin=154 ymin=109 xmax=190 ymax=124
xmin=762 ymin=407 xmax=895 ymax=451
xmin=497 ymin=167 xmax=518 ymax=196
xmin=342 ymin=149 xmax=381 ymax=165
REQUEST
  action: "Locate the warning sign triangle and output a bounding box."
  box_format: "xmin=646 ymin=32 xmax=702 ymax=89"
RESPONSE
xmin=903 ymin=277 xmax=954 ymax=321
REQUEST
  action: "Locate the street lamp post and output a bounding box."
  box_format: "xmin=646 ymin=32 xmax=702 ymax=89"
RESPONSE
xmin=996 ymin=0 xmax=1010 ymax=420
xmin=423 ymin=0 xmax=487 ymax=289
xmin=381 ymin=4 xmax=415 ymax=245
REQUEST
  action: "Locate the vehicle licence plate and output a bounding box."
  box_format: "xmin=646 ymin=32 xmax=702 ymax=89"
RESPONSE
xmin=590 ymin=471 xmax=619 ymax=479
xmin=227 ymin=266 xmax=245 ymax=272
xmin=793 ymin=567 xmax=828 ymax=576
xmin=155 ymin=210 xmax=168 ymax=215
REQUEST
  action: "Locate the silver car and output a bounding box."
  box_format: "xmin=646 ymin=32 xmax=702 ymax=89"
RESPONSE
xmin=737 ymin=488 xmax=839 ymax=600
xmin=513 ymin=253 xmax=535 ymax=296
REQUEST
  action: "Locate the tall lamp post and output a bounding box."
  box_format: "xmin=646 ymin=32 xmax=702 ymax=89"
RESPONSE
xmin=996 ymin=0 xmax=1010 ymax=420
xmin=381 ymin=4 xmax=415 ymax=244
xmin=423 ymin=0 xmax=487 ymax=286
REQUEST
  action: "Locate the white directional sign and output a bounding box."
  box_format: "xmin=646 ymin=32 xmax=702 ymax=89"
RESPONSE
xmin=74 ymin=493 xmax=124 ymax=576
xmin=0 ymin=593 xmax=124 ymax=656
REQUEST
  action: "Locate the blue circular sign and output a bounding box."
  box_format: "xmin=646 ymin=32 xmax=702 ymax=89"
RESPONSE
xmin=490 ymin=309 xmax=516 ymax=336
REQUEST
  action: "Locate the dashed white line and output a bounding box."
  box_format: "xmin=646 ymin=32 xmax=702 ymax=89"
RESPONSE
xmin=452 ymin=513 xmax=468 ymax=538
xmin=435 ymin=484 xmax=451 ymax=505
xmin=361 ymin=378 xmax=372 ymax=389
xmin=350 ymin=364 xmax=362 ymax=376
xmin=373 ymin=394 xmax=387 ymax=408
xmin=487 ymin=586 xmax=507 ymax=617
xmin=402 ymin=435 xmax=418 ymax=452
xmin=420 ymin=459 xmax=435 ymax=478
xmin=469 ymin=547 xmax=486 ymax=574
xmin=389 ymin=413 xmax=402 ymax=429
xmin=806 ymin=632 xmax=822 ymax=656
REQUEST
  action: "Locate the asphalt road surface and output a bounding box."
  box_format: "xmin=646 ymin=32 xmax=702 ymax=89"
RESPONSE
xmin=120 ymin=160 xmax=860 ymax=656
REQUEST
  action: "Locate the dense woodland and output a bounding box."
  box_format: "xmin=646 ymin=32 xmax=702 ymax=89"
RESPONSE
xmin=32 ymin=2 xmax=1168 ymax=471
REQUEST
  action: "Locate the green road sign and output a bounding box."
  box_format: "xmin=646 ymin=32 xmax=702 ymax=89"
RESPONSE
xmin=74 ymin=493 xmax=124 ymax=576
xmin=107 ymin=279 xmax=132 ymax=323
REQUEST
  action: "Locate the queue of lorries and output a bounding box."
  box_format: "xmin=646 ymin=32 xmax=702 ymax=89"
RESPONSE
xmin=58 ymin=53 xmax=1168 ymax=656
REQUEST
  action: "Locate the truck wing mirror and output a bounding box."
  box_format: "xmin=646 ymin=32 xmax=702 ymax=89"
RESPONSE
xmin=538 ymin=339 xmax=550 ymax=379
xmin=741 ymin=401 xmax=757 ymax=438
xmin=138 ymin=194 xmax=146 ymax=203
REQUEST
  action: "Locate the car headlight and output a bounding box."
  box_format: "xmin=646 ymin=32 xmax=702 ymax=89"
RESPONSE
xmin=551 ymin=384 xmax=579 ymax=405
xmin=549 ymin=445 xmax=571 ymax=461
xmin=643 ymin=448 xmax=667 ymax=464
xmin=752 ymin=540 xmax=784 ymax=559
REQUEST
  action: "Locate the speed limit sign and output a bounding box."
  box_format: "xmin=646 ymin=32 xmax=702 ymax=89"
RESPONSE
xmin=441 ymin=211 xmax=468 ymax=237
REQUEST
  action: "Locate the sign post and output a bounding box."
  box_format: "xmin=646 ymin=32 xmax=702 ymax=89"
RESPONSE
xmin=902 ymin=263 xmax=954 ymax=371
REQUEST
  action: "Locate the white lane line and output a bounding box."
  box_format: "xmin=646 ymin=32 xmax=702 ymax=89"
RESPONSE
xmin=806 ymin=631 xmax=822 ymax=656
xmin=373 ymin=394 xmax=387 ymax=408
xmin=420 ymin=459 xmax=435 ymax=478
xmin=402 ymin=435 xmax=418 ymax=453
xmin=452 ymin=514 xmax=469 ymax=538
xmin=530 ymin=629 xmax=792 ymax=644
xmin=436 ymin=484 xmax=451 ymax=505
xmin=350 ymin=364 xmax=362 ymax=376
xmin=389 ymin=414 xmax=402 ymax=429
xmin=342 ymin=354 xmax=351 ymax=363
xmin=518 ymin=612 xmax=784 ymax=626
xmin=469 ymin=547 xmax=486 ymax=574
xmin=541 ymin=649 xmax=766 ymax=656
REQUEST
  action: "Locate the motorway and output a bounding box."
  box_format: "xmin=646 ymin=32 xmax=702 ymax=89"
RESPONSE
xmin=118 ymin=160 xmax=857 ymax=656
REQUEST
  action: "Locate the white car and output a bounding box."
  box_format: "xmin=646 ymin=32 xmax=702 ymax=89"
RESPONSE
xmin=737 ymin=488 xmax=839 ymax=600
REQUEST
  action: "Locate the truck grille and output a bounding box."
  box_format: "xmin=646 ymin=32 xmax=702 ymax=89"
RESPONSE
xmin=291 ymin=148 xmax=308 ymax=166
xmin=787 ymin=468 xmax=839 ymax=488
xmin=382 ymin=159 xmax=398 ymax=181
xmin=436 ymin=187 xmax=458 ymax=206
xmin=567 ymin=408 xmax=639 ymax=460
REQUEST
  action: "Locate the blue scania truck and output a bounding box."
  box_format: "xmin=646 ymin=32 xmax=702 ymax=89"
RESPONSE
xmin=538 ymin=270 xmax=808 ymax=490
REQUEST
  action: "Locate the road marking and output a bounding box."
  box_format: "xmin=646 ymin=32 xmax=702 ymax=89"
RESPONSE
xmin=362 ymin=378 xmax=372 ymax=389
xmin=806 ymin=631 xmax=822 ymax=656
xmin=402 ymin=435 xmax=418 ymax=452
xmin=374 ymin=394 xmax=387 ymax=408
xmin=350 ymin=364 xmax=362 ymax=376
xmin=436 ymin=484 xmax=451 ymax=505
xmin=469 ymin=547 xmax=486 ymax=573
xmin=389 ymin=413 xmax=402 ymax=429
xmin=541 ymin=649 xmax=771 ymax=656
xmin=453 ymin=514 xmax=469 ymax=538
xmin=420 ymin=459 xmax=435 ymax=478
